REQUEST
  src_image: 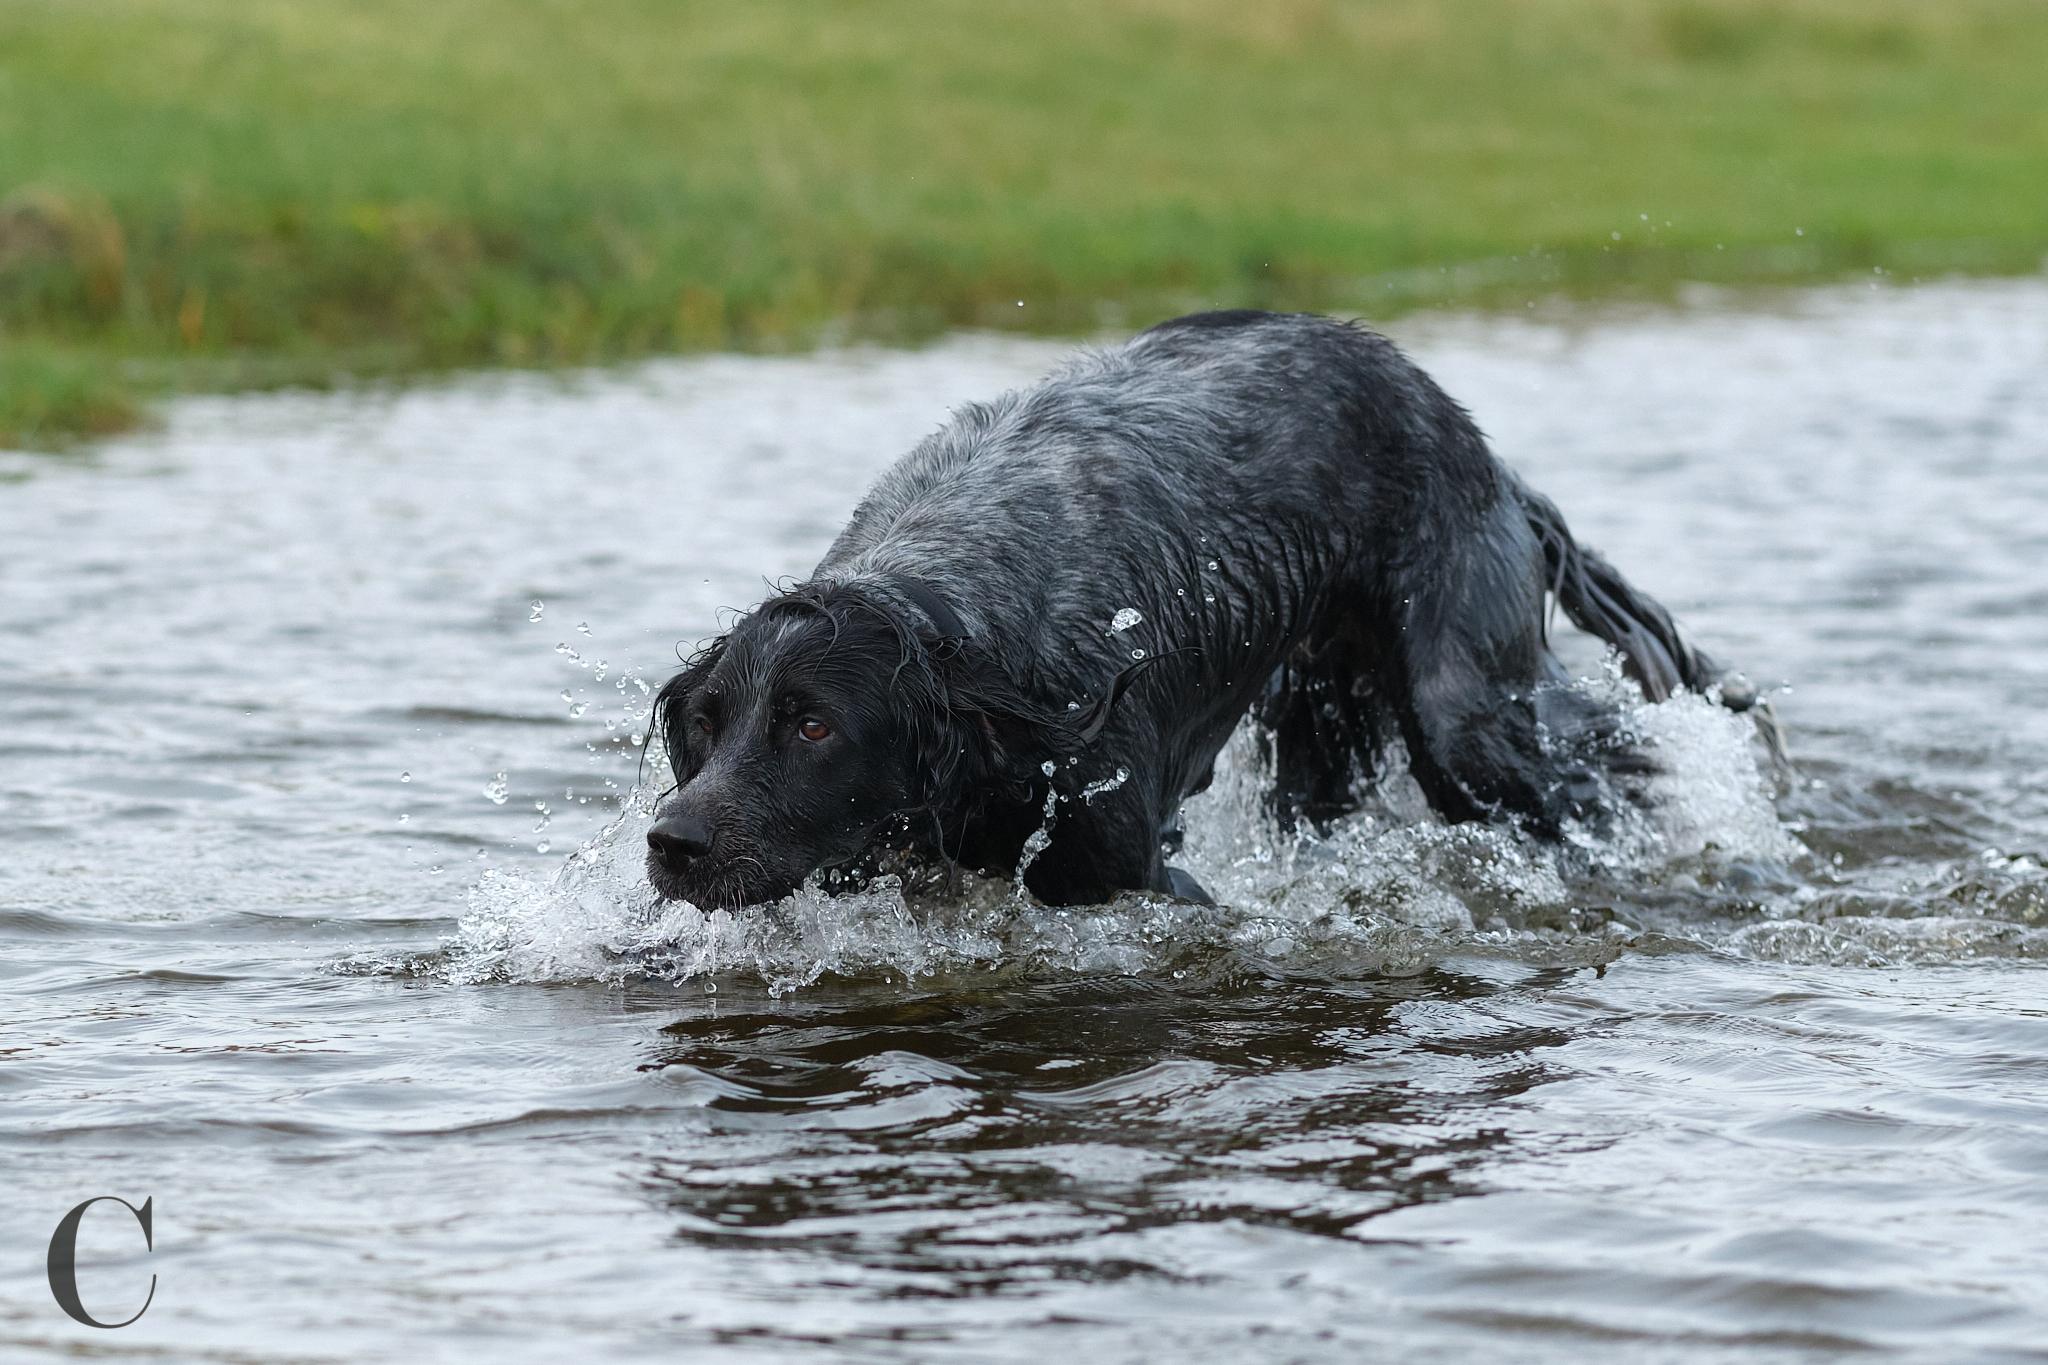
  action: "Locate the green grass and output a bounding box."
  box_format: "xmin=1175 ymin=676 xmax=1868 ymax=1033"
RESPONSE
xmin=4 ymin=0 xmax=2047 ymax=445
xmin=0 ymin=339 xmax=143 ymax=449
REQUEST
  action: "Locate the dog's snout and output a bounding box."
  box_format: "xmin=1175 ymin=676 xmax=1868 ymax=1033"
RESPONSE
xmin=647 ymin=811 xmax=714 ymax=870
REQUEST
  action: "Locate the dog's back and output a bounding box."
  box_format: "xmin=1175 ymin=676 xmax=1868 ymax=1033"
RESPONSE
xmin=820 ymin=311 xmax=1493 ymax=636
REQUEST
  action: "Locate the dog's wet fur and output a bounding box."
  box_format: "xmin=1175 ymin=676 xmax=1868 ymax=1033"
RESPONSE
xmin=647 ymin=310 xmax=1755 ymax=908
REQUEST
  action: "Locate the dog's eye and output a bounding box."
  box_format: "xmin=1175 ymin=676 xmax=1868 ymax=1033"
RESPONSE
xmin=798 ymin=718 xmax=831 ymax=743
xmin=694 ymin=716 xmax=714 ymax=736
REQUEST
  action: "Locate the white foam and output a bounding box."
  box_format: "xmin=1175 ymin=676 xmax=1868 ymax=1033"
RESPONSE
xmin=423 ymin=674 xmax=1794 ymax=992
xmin=1575 ymin=665 xmax=1803 ymax=873
xmin=1727 ymin=916 xmax=2048 ymax=968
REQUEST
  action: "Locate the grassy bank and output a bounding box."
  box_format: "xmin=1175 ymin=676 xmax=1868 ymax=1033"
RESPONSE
xmin=4 ymin=0 xmax=2046 ymax=446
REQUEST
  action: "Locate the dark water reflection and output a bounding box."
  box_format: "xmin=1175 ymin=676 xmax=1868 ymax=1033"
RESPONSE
xmin=637 ymin=966 xmax=1568 ymax=1243
xmin=5 ymin=279 xmax=2048 ymax=1361
xmin=622 ymin=969 xmax=1570 ymax=1356
xmin=600 ymin=956 xmax=2048 ymax=1359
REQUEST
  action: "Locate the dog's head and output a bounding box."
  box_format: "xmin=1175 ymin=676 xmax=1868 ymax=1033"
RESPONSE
xmin=643 ymin=579 xmax=1059 ymax=907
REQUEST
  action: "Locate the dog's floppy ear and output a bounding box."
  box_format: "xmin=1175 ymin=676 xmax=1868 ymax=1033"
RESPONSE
xmin=648 ymin=635 xmax=728 ymax=780
xmin=889 ymin=637 xmax=1055 ymax=813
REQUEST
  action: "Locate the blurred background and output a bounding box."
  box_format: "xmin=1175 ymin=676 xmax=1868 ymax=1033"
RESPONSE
xmin=2 ymin=0 xmax=2044 ymax=448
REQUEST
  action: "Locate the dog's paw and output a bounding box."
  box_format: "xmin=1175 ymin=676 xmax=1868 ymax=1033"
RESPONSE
xmin=1164 ymin=865 xmax=1215 ymax=906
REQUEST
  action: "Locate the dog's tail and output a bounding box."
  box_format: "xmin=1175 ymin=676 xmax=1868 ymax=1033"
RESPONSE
xmin=1512 ymin=477 xmax=1789 ymax=764
xmin=1515 ymin=478 xmax=1720 ymax=703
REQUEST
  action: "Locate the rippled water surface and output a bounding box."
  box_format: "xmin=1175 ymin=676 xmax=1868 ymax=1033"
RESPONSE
xmin=4 ymin=279 xmax=2047 ymax=1362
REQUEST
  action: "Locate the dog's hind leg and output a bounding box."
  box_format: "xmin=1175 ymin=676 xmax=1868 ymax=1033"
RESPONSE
xmin=1385 ymin=482 xmax=1756 ymax=834
xmin=1254 ymin=613 xmax=1391 ymax=832
xmin=1381 ymin=507 xmax=1607 ymax=835
xmin=1396 ymin=645 xmax=1577 ymax=833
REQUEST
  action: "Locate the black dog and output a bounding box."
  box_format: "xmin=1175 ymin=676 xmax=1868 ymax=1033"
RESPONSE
xmin=646 ymin=310 xmax=1758 ymax=908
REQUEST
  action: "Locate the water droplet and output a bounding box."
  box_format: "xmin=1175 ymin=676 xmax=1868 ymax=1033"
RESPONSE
xmin=576 ymin=621 xmax=591 ymax=635
xmin=1130 ymin=647 xmax=1146 ymax=659
xmin=427 ymin=864 xmax=443 ymax=876
xmin=535 ymin=839 xmax=551 ymax=854
xmin=483 ymin=772 xmax=509 ymax=805
xmin=1109 ymin=607 xmax=1143 ymax=633
xmin=1041 ymin=760 xmax=1057 ymax=776
xmin=397 ymin=813 xmax=409 ymax=824
xmin=1206 ymin=559 xmax=1219 ymax=570
xmin=398 ymin=771 xmax=411 ymax=783
xmin=1080 ymin=766 xmax=1131 ymax=804
xmin=529 ymin=599 xmax=545 ymax=621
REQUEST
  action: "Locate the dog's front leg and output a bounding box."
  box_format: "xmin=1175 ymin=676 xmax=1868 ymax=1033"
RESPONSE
xmin=1016 ymin=786 xmax=1208 ymax=907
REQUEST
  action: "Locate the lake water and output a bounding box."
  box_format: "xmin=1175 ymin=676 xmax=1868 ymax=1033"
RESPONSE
xmin=3 ymin=278 xmax=2046 ymax=1362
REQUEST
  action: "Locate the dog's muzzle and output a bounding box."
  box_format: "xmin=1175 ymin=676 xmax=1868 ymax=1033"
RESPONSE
xmin=646 ymin=810 xmax=714 ymax=873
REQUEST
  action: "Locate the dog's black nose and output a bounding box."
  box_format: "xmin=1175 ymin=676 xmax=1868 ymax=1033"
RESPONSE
xmin=647 ymin=812 xmax=713 ymax=870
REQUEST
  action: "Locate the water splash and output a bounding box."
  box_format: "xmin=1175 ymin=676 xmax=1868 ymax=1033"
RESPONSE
xmin=1012 ymin=784 xmax=1062 ymax=894
xmin=1081 ymin=766 xmax=1130 ymax=804
xmin=404 ymin=671 xmax=1803 ymax=993
xmin=1727 ymin=916 xmax=2048 ymax=968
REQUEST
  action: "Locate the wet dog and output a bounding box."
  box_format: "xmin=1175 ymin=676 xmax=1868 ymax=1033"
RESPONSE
xmin=646 ymin=310 xmax=1761 ymax=908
